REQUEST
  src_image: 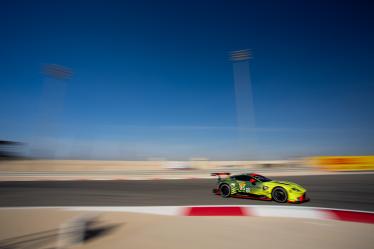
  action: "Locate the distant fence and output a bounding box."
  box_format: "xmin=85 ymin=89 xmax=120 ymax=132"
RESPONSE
xmin=309 ymin=156 xmax=374 ymax=171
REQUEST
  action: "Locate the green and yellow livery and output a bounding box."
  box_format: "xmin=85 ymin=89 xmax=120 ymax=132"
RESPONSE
xmin=212 ymin=173 xmax=308 ymax=203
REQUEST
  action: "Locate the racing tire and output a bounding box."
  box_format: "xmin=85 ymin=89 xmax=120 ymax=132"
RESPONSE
xmin=272 ymin=187 xmax=288 ymax=203
xmin=220 ymin=184 xmax=231 ymax=198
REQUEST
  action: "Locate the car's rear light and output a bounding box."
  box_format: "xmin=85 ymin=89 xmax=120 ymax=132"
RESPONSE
xmin=298 ymin=193 xmax=306 ymax=202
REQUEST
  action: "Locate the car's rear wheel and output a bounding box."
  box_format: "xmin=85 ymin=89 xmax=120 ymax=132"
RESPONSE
xmin=220 ymin=184 xmax=231 ymax=198
xmin=272 ymin=187 xmax=288 ymax=203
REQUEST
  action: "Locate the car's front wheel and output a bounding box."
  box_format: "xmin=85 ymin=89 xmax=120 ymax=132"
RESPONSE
xmin=220 ymin=184 xmax=231 ymax=198
xmin=272 ymin=187 xmax=288 ymax=203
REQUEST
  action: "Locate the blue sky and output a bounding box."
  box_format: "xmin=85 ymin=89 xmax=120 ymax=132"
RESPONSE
xmin=1 ymin=0 xmax=373 ymax=159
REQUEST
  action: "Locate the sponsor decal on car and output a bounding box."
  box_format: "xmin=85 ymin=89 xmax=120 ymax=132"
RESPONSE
xmin=239 ymin=182 xmax=246 ymax=191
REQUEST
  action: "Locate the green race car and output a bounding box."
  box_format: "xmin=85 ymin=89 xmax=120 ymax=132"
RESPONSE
xmin=212 ymin=172 xmax=308 ymax=203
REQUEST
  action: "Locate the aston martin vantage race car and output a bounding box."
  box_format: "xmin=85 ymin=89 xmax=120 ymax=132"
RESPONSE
xmin=212 ymin=173 xmax=308 ymax=203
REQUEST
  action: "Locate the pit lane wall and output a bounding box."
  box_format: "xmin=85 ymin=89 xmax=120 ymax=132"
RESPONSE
xmin=309 ymin=156 xmax=374 ymax=171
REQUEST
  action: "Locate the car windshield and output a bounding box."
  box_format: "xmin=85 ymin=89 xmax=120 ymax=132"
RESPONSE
xmin=253 ymin=175 xmax=272 ymax=182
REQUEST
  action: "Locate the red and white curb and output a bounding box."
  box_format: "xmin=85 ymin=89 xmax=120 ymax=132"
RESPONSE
xmin=6 ymin=205 xmax=372 ymax=224
xmin=66 ymin=206 xmax=374 ymax=224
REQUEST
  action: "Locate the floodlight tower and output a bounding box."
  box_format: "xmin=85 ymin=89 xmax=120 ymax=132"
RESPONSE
xmin=230 ymin=49 xmax=258 ymax=159
xmin=230 ymin=49 xmax=255 ymax=130
xmin=35 ymin=64 xmax=72 ymax=158
xmin=43 ymin=64 xmax=73 ymax=80
xmin=40 ymin=64 xmax=72 ymax=126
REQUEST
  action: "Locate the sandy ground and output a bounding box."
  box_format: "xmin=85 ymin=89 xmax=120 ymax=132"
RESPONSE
xmin=2 ymin=159 xmax=371 ymax=181
xmin=0 ymin=159 xmax=300 ymax=171
xmin=0 ymin=159 xmax=321 ymax=181
xmin=0 ymin=170 xmax=336 ymax=181
xmin=0 ymin=209 xmax=373 ymax=249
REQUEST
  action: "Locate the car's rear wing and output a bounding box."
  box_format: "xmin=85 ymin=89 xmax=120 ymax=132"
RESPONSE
xmin=211 ymin=172 xmax=231 ymax=180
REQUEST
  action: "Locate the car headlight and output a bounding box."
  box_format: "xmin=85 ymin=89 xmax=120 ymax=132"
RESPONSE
xmin=263 ymin=186 xmax=269 ymax=190
xmin=291 ymin=188 xmax=301 ymax=192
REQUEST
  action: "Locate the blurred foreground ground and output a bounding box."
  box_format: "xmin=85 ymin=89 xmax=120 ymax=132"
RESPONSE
xmin=0 ymin=209 xmax=373 ymax=249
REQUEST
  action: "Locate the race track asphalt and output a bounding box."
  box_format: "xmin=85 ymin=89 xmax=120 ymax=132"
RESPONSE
xmin=0 ymin=174 xmax=373 ymax=211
